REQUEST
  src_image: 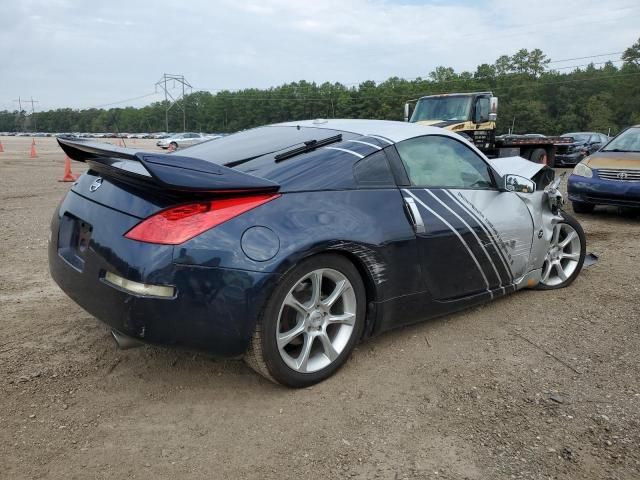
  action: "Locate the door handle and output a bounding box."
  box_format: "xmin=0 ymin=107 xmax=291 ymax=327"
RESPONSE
xmin=403 ymin=197 xmax=425 ymax=234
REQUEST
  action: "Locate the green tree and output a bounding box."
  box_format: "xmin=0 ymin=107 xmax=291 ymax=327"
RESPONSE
xmin=622 ymin=37 xmax=640 ymax=66
xmin=585 ymin=93 xmax=616 ymax=132
xmin=428 ymin=66 xmax=456 ymax=83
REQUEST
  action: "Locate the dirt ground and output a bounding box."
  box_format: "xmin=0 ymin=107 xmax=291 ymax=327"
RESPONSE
xmin=1 ymin=135 xmax=639 ymax=480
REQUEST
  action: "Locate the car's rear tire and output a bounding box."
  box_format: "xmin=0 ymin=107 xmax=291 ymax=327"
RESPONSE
xmin=572 ymin=201 xmax=595 ymax=214
xmin=244 ymin=253 xmax=366 ymax=387
xmin=535 ymin=212 xmax=586 ymax=290
xmin=170 ymin=142 xmax=178 ymax=150
xmin=530 ymin=148 xmax=549 ymax=165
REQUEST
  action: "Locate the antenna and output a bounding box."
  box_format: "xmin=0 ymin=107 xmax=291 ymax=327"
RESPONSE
xmin=155 ymin=73 xmax=192 ymax=133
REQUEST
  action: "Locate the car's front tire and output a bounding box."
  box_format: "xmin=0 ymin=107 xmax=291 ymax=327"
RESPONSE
xmin=572 ymin=201 xmax=595 ymax=214
xmin=536 ymin=212 xmax=586 ymax=290
xmin=245 ymin=254 xmax=366 ymax=387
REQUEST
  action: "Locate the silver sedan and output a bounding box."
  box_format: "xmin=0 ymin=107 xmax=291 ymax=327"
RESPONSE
xmin=157 ymin=132 xmax=211 ymax=150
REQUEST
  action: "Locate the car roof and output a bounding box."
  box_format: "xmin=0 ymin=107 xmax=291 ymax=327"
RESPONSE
xmin=272 ymin=119 xmax=458 ymax=144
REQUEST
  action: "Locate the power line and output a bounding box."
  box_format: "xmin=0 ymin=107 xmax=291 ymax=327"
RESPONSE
xmin=91 ymin=92 xmax=158 ymax=109
xmin=548 ymin=59 xmax=623 ymax=71
xmin=3 ymin=53 xmax=636 ymax=114
xmin=193 ymin=49 xmax=630 ymax=95
xmin=548 ymin=52 xmax=625 ymax=64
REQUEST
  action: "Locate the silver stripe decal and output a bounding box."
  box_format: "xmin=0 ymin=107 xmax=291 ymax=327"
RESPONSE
xmin=345 ymin=139 xmax=382 ymax=150
xmin=425 ymin=189 xmax=505 ymax=287
xmin=324 ymin=146 xmax=364 ymax=158
xmin=365 ymin=134 xmax=393 ymax=145
xmin=403 ymin=189 xmax=492 ymax=298
xmin=443 ymin=190 xmax=513 ymax=280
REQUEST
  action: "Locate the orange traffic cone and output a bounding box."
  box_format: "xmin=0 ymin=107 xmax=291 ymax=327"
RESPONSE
xmin=58 ymin=156 xmax=79 ymax=182
xmin=0 ymin=140 xmax=4 ymax=152
xmin=30 ymin=138 xmax=38 ymax=158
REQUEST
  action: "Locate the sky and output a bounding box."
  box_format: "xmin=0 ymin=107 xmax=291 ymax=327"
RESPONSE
xmin=0 ymin=0 xmax=638 ymax=111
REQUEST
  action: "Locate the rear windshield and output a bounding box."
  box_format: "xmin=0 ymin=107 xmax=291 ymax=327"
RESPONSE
xmin=178 ymin=126 xmax=348 ymax=166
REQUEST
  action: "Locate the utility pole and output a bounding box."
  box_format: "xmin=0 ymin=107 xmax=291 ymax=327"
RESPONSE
xmin=154 ymin=74 xmax=192 ymax=133
xmin=13 ymin=97 xmax=23 ymax=131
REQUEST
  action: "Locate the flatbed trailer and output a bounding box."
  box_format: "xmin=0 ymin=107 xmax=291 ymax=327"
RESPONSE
xmin=404 ymin=92 xmax=574 ymax=166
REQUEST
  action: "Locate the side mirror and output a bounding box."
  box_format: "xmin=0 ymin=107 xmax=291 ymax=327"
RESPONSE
xmin=404 ymin=103 xmax=414 ymax=122
xmin=503 ymin=174 xmax=536 ymax=194
xmin=489 ymin=96 xmax=498 ymax=121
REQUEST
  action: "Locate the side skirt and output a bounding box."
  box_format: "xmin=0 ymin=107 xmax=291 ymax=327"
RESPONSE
xmin=370 ymin=268 xmax=542 ymax=336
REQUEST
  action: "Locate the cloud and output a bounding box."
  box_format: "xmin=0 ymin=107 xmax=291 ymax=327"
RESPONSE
xmin=0 ymin=0 xmax=638 ymax=110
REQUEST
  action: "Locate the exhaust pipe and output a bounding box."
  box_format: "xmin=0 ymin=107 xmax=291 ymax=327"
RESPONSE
xmin=111 ymin=330 xmax=143 ymax=350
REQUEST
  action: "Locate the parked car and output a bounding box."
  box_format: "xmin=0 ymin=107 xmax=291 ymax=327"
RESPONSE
xmin=150 ymin=132 xmax=170 ymax=139
xmin=156 ymin=132 xmax=210 ymax=149
xmin=568 ymin=125 xmax=640 ymax=212
xmin=555 ymin=132 xmax=609 ymax=167
xmin=50 ymin=120 xmax=586 ymax=387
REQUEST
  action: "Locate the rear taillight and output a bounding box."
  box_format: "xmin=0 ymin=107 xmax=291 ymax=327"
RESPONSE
xmin=124 ymin=194 xmax=280 ymax=245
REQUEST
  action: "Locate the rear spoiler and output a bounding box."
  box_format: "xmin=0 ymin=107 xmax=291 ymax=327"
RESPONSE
xmin=57 ymin=137 xmax=279 ymax=193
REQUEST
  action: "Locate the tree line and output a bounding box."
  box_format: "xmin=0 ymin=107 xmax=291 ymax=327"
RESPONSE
xmin=2 ymin=38 xmax=640 ymax=136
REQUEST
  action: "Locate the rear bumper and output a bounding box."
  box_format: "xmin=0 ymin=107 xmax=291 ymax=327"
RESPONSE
xmin=48 ymin=194 xmax=280 ymax=357
xmin=567 ymin=174 xmax=640 ymax=207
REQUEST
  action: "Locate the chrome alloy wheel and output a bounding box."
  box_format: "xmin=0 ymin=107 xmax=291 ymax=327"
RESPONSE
xmin=540 ymin=223 xmax=582 ymax=286
xmin=276 ymin=268 xmax=357 ymax=373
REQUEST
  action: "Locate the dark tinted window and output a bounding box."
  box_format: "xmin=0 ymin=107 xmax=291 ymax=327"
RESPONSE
xmin=396 ymin=135 xmax=493 ymax=189
xmin=180 ymin=126 xmax=348 ymax=165
xmin=353 ymin=150 xmax=395 ymax=187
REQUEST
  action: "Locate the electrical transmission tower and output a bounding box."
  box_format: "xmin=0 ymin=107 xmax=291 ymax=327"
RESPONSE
xmin=155 ymin=74 xmax=192 ymax=133
xmin=13 ymin=96 xmax=40 ymax=131
xmin=28 ymin=97 xmax=39 ymax=131
xmin=13 ymin=96 xmax=23 ymax=131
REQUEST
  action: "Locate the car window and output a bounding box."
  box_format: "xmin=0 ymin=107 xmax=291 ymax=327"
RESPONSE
xmin=395 ymin=135 xmax=494 ymax=189
xmin=353 ymin=150 xmax=395 ymax=187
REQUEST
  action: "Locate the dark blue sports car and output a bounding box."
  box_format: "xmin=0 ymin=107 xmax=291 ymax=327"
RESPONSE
xmin=49 ymin=120 xmax=586 ymax=387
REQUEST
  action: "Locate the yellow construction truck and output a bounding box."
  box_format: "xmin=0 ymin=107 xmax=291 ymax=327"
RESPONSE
xmin=404 ymin=92 xmax=570 ymax=167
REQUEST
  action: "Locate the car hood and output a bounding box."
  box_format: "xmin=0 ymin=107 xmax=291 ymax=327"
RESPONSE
xmin=414 ymin=119 xmax=467 ymax=129
xmin=584 ymin=151 xmax=640 ymax=170
xmin=487 ymin=156 xmax=545 ymax=179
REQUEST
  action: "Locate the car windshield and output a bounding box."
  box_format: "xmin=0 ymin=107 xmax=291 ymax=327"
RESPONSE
xmin=411 ymin=96 xmax=472 ymax=122
xmin=562 ymin=133 xmax=590 ymax=143
xmin=602 ymin=127 xmax=640 ymax=152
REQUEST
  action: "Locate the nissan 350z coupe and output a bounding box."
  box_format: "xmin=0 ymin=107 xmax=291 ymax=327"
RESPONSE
xmin=49 ymin=120 xmax=586 ymax=387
